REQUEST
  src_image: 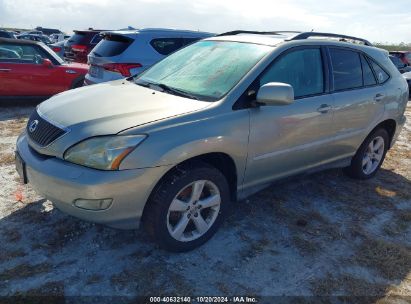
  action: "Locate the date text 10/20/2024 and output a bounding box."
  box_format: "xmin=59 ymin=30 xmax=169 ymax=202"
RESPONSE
xmin=149 ymin=296 xmax=258 ymax=303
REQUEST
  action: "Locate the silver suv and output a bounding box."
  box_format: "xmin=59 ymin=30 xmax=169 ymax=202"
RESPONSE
xmin=16 ymin=31 xmax=408 ymax=252
xmin=84 ymin=28 xmax=213 ymax=85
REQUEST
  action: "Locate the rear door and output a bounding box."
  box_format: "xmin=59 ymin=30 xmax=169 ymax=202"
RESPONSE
xmin=327 ymin=47 xmax=386 ymax=157
xmin=244 ymin=46 xmax=335 ymax=187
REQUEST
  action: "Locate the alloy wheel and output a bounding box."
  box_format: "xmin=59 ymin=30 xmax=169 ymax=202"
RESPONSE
xmin=167 ymin=180 xmax=221 ymax=242
xmin=362 ymin=136 xmax=385 ymax=175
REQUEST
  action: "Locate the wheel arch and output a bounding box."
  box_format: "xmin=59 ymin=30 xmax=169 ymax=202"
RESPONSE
xmin=373 ymin=119 xmax=396 ymax=148
xmin=141 ymin=152 xmax=238 ymax=224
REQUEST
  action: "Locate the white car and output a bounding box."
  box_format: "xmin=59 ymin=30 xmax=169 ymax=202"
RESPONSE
xmin=50 ymin=33 xmax=65 ymax=43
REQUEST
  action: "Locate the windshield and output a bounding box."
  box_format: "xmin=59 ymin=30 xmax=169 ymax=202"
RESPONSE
xmin=135 ymin=40 xmax=272 ymax=101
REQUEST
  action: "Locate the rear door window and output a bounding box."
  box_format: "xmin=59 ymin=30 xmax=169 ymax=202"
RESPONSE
xmin=91 ymin=34 xmax=133 ymax=57
xmin=150 ymin=38 xmax=184 ymax=55
xmin=330 ymin=48 xmax=363 ymax=91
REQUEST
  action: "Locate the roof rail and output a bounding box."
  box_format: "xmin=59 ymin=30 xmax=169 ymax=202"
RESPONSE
xmin=287 ymin=32 xmax=373 ymax=46
xmin=217 ymin=30 xmax=373 ymax=46
xmin=217 ymin=30 xmax=301 ymax=37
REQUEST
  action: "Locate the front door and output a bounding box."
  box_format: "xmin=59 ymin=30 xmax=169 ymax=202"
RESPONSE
xmin=244 ymin=46 xmax=336 ymax=188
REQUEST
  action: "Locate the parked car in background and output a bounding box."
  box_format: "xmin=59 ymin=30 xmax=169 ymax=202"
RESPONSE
xmin=35 ymin=27 xmax=62 ymax=36
xmin=50 ymin=33 xmax=65 ymax=43
xmin=49 ymin=39 xmax=66 ymax=59
xmin=390 ymin=51 xmax=411 ymax=66
xmin=84 ymin=28 xmax=213 ymax=85
xmin=0 ymin=38 xmax=88 ymax=100
xmin=403 ymin=72 xmax=411 ymax=97
xmin=22 ymin=31 xmax=43 ymax=36
xmin=15 ymin=31 xmax=408 ymax=251
xmin=0 ymin=30 xmax=16 ymax=39
xmin=65 ymin=29 xmax=109 ymax=63
xmin=389 ymin=55 xmax=411 ymax=73
xmin=17 ymin=34 xmax=53 ymax=45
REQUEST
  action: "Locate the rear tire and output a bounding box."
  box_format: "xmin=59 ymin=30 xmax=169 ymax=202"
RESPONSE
xmin=143 ymin=161 xmax=230 ymax=252
xmin=343 ymin=128 xmax=389 ymax=179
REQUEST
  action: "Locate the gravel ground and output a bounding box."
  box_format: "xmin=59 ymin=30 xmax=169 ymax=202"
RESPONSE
xmin=0 ymin=102 xmax=410 ymax=302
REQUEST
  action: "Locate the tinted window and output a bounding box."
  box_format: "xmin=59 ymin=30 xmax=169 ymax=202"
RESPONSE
xmin=68 ymin=33 xmax=86 ymax=44
xmin=0 ymin=31 xmax=12 ymax=38
xmin=90 ymin=34 xmax=103 ymax=45
xmin=390 ymin=56 xmax=402 ymax=67
xmin=370 ymin=60 xmax=390 ymax=83
xmin=92 ymin=34 xmax=133 ymax=57
xmin=330 ymin=48 xmax=362 ymax=91
xmin=361 ymin=55 xmax=377 ymax=86
xmin=150 ymin=38 xmax=183 ymax=55
xmin=183 ymin=37 xmax=201 ymax=45
xmin=260 ymin=48 xmax=324 ymax=98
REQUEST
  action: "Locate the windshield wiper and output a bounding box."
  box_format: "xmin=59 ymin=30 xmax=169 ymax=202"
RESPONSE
xmin=134 ymin=79 xmax=199 ymax=100
xmin=135 ymin=80 xmax=198 ymax=100
xmin=154 ymin=83 xmax=199 ymax=100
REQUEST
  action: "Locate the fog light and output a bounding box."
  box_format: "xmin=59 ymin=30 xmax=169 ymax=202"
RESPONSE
xmin=73 ymin=198 xmax=113 ymax=210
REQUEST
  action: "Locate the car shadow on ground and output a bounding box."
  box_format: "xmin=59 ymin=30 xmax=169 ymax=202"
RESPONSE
xmin=0 ymin=166 xmax=410 ymax=301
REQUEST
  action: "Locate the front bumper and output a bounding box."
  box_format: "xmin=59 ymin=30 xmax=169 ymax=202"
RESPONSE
xmin=16 ymin=133 xmax=172 ymax=229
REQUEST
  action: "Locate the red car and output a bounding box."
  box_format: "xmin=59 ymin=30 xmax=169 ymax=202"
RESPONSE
xmin=64 ymin=29 xmax=109 ymax=63
xmin=390 ymin=51 xmax=411 ymax=66
xmin=0 ymin=38 xmax=88 ymax=100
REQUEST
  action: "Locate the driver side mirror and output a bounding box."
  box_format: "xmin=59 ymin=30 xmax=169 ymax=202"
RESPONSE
xmin=42 ymin=58 xmax=53 ymax=68
xmin=256 ymin=82 xmax=294 ymax=106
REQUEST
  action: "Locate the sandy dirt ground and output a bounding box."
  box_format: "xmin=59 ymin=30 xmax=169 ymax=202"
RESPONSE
xmin=0 ymin=102 xmax=410 ymax=302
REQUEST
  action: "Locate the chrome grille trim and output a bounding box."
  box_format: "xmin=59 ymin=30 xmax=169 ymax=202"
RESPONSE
xmin=26 ymin=109 xmax=69 ymax=147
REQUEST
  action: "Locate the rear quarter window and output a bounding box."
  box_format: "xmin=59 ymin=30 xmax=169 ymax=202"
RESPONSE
xmin=150 ymin=38 xmax=184 ymax=55
xmin=369 ymin=59 xmax=390 ymax=84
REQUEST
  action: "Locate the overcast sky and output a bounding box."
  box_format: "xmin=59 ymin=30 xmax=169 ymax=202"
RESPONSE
xmin=1 ymin=0 xmax=410 ymax=44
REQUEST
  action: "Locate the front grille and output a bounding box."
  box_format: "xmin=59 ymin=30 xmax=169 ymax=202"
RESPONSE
xmin=26 ymin=110 xmax=67 ymax=147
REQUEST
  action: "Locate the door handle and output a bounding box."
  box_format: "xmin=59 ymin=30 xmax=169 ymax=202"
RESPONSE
xmin=374 ymin=93 xmax=385 ymax=102
xmin=317 ymin=104 xmax=331 ymax=113
xmin=0 ymin=68 xmax=11 ymax=72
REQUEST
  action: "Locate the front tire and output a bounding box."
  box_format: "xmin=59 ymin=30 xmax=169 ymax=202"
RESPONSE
xmin=143 ymin=161 xmax=230 ymax=252
xmin=344 ymin=128 xmax=389 ymax=179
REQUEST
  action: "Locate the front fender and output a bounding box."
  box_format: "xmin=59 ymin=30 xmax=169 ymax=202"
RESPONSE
xmin=119 ymin=109 xmax=250 ymax=182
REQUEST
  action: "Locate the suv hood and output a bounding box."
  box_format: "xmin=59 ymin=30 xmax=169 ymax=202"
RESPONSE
xmin=39 ymin=80 xmax=210 ymax=131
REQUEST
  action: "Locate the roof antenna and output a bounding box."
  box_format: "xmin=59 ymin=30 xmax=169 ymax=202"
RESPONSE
xmin=311 ymin=29 xmax=314 ymax=32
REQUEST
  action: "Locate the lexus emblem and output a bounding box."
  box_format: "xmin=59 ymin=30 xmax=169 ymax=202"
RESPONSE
xmin=29 ymin=120 xmax=39 ymax=133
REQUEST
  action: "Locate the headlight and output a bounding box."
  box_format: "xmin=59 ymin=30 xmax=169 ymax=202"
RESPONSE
xmin=64 ymin=135 xmax=146 ymax=170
